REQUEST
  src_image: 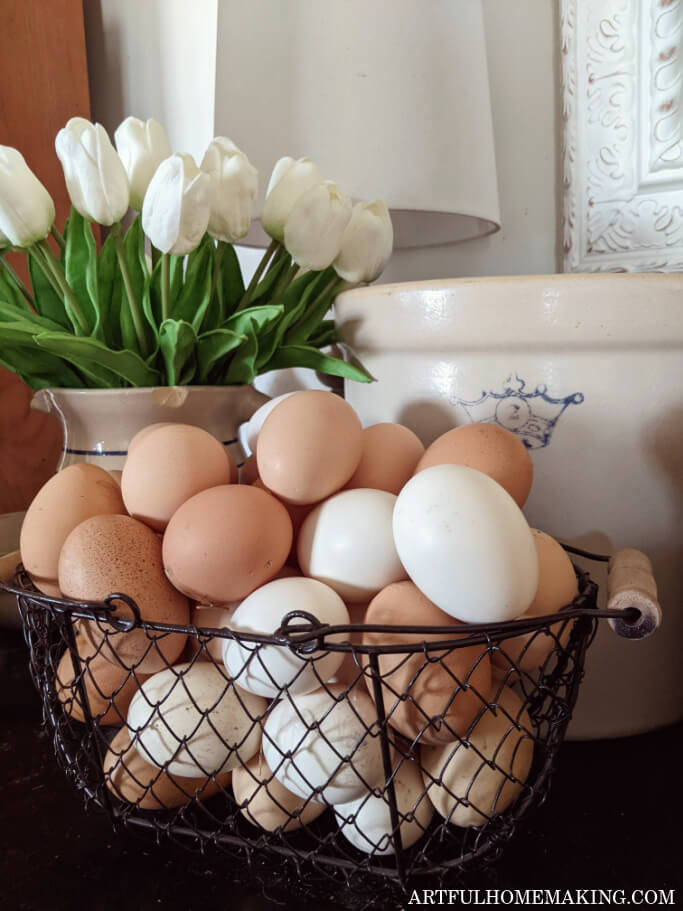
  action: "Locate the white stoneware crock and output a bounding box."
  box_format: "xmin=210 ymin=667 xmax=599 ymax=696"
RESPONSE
xmin=335 ymin=274 xmax=683 ymax=739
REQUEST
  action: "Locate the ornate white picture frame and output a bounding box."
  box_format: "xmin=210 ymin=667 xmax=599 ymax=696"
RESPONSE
xmin=562 ymin=0 xmax=683 ymax=272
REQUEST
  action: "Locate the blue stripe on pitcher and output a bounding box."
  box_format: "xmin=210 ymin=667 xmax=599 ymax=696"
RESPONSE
xmin=66 ymin=438 xmax=239 ymax=456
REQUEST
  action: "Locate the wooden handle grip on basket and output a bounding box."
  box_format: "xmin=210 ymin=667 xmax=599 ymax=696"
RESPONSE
xmin=607 ymin=549 xmax=662 ymax=639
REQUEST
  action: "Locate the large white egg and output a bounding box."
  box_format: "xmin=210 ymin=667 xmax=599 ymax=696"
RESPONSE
xmin=392 ymin=465 xmax=538 ymax=623
xmin=244 ymin=392 xmax=295 ymax=456
xmin=224 ymin=577 xmax=349 ymax=698
xmin=297 ymin=489 xmax=407 ymax=602
xmin=127 ymin=662 xmax=266 ymax=777
xmin=335 ymin=759 xmax=434 ymax=855
xmin=262 ymin=685 xmax=386 ymax=804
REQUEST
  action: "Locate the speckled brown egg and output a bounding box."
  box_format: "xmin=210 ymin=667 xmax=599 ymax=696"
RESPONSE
xmin=493 ymin=529 xmax=579 ymax=675
xmin=58 ymin=514 xmax=189 ymax=673
xmin=20 ymin=464 xmax=126 ymax=597
xmin=346 ymin=423 xmax=425 ymax=495
xmin=103 ymin=727 xmax=231 ymax=810
xmin=362 ymin=582 xmax=492 ymax=745
xmin=122 ymin=423 xmax=236 ymax=532
xmin=256 ymin=391 xmax=363 ymax=505
xmin=415 ymin=424 xmax=533 ymax=507
xmin=55 ymin=623 xmax=148 ymax=725
xmin=162 ymin=485 xmax=293 ymax=604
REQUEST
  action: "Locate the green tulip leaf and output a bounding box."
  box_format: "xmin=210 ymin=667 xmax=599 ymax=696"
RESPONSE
xmin=222 ymin=325 xmax=259 ymax=385
xmin=0 ymin=262 xmax=31 ymax=313
xmin=215 ymin=242 xmax=244 ymax=322
xmin=97 ymin=231 xmax=121 ymax=347
xmin=250 ymin=253 xmax=291 ymax=305
xmin=222 ymin=304 xmax=283 ymax=339
xmin=147 ymin=252 xmax=183 ymax=329
xmin=34 ymin=332 xmax=160 ymax=387
xmin=255 ymin=270 xmax=326 ymax=369
xmin=27 ymin=250 xmax=71 ymax=330
xmin=196 ymin=328 xmax=245 ymax=383
xmin=0 ymin=320 xmax=86 ymax=388
xmin=63 ymin=208 xmax=101 ymax=338
xmin=158 ymin=319 xmax=197 ymax=386
xmin=308 ymin=318 xmax=337 ymax=348
xmin=172 ymin=234 xmax=214 ymax=331
xmin=0 ymin=301 xmax=65 ymax=333
xmin=120 ymin=216 xmax=155 ymax=355
xmin=286 ymin=275 xmax=341 ymax=345
xmin=262 ymin=343 xmax=374 ymax=383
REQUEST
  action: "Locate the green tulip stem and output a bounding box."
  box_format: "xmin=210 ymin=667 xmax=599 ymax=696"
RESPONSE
xmin=151 ymin=244 xmax=161 ymax=270
xmin=0 ymin=254 xmax=34 ymax=305
xmin=236 ymin=238 xmax=280 ymax=312
xmin=270 ymin=262 xmax=299 ymax=305
xmin=210 ymin=241 xmax=225 ymax=322
xmin=112 ymin=227 xmax=149 ymax=358
xmin=161 ymin=253 xmax=170 ymax=322
xmin=37 ymin=240 xmax=89 ymax=335
xmin=50 ymin=225 xmax=65 ymax=253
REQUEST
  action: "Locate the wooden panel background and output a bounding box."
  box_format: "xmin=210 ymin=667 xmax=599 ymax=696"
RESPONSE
xmin=0 ymin=0 xmax=92 ymax=512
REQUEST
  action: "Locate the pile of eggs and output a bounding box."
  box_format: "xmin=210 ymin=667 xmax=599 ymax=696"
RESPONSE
xmin=19 ymin=390 xmax=580 ymax=853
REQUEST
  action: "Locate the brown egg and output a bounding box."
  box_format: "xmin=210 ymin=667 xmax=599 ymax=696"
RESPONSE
xmin=346 ymin=423 xmax=425 ymax=494
xmin=103 ymin=727 xmax=231 ymax=810
xmin=162 ymin=485 xmax=293 ymax=604
xmin=239 ymin=454 xmax=260 ymax=485
xmin=252 ymin=478 xmax=313 ymax=566
xmin=362 ymin=582 xmax=492 ymax=745
xmin=256 ymin=390 xmax=363 ymax=505
xmin=55 ymin=624 xmax=148 ymax=725
xmin=20 ymin=464 xmax=125 ymax=597
xmin=493 ymin=529 xmax=579 ymax=675
xmin=122 ymin=424 xmax=236 ymax=532
xmin=58 ymin=514 xmax=189 ymax=673
xmin=415 ymin=424 xmax=533 ymax=507
xmin=232 ymin=750 xmax=326 ymax=832
xmin=126 ymin=422 xmax=172 ymax=454
xmin=327 ymin=602 xmax=367 ymax=687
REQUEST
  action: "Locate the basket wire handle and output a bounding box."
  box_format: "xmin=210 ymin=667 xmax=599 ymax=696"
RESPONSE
xmin=607 ymin=549 xmax=662 ymax=639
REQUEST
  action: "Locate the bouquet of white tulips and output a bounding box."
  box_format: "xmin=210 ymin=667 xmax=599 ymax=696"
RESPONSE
xmin=0 ymin=117 xmax=393 ymax=390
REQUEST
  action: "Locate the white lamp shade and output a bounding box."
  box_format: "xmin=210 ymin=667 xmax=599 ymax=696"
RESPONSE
xmin=214 ymin=0 xmax=500 ymax=248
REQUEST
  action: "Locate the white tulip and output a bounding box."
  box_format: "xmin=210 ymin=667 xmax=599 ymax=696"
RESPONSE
xmin=261 ymin=156 xmax=322 ymax=242
xmin=114 ymin=117 xmax=171 ymax=211
xmin=200 ymin=137 xmax=258 ymax=243
xmin=0 ymin=146 xmax=55 ymax=247
xmin=55 ymin=117 xmax=129 ymax=225
xmin=334 ymin=200 xmax=394 ymax=283
xmin=142 ymin=153 xmax=211 ymax=255
xmin=284 ymin=180 xmax=352 ymax=271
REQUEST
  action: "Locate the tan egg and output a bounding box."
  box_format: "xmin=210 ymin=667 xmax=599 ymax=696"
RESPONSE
xmin=186 ymin=604 xmax=236 ymax=663
xmin=257 ymin=390 xmax=363 ymax=505
xmin=239 ymin=454 xmax=260 ymax=485
xmin=421 ymin=686 xmax=535 ymax=827
xmin=55 ymin=626 xmax=148 ymax=725
xmin=58 ymin=514 xmax=189 ymax=673
xmin=415 ymin=424 xmax=533 ymax=508
xmin=327 ymin=602 xmax=367 ymax=687
xmin=103 ymin=726 xmax=231 ymax=810
xmin=362 ymin=582 xmax=492 ymax=745
xmin=163 ymin=485 xmax=292 ymax=604
xmin=20 ymin=464 xmax=125 ymax=597
xmin=232 ymin=750 xmax=326 ymax=832
xmin=122 ymin=424 xmax=236 ymax=532
xmin=126 ymin=422 xmax=172 ymax=454
xmin=346 ymin=423 xmax=425 ymax=495
xmin=493 ymin=529 xmax=579 ymax=676
xmin=253 ymin=478 xmax=313 ymax=566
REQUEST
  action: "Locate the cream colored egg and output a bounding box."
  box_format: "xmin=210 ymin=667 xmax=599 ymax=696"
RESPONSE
xmin=263 ymin=685 xmax=386 ymax=804
xmin=232 ymin=750 xmax=326 ymax=832
xmin=224 ymin=577 xmax=349 ymax=697
xmin=297 ymin=489 xmax=407 ymax=602
xmin=122 ymin=423 xmax=236 ymax=532
xmin=128 ymin=662 xmax=266 ymax=777
xmin=20 ymin=463 xmax=125 ymax=597
xmin=421 ymin=687 xmax=535 ymax=827
xmin=335 ymin=759 xmax=434 ymax=854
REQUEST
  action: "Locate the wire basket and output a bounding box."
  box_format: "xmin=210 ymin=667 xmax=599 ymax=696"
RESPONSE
xmin=2 ymin=547 xmax=661 ymax=909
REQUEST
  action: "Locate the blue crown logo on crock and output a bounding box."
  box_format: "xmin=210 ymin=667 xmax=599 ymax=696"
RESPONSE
xmin=448 ymin=374 xmax=584 ymax=449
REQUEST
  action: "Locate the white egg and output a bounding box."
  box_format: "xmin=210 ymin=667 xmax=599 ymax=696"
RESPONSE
xmin=262 ymin=685 xmax=386 ymax=804
xmin=127 ymin=662 xmax=266 ymax=777
xmin=297 ymin=489 xmax=407 ymax=602
xmin=392 ymin=465 xmax=538 ymax=623
xmin=244 ymin=392 xmax=296 ymax=456
xmin=224 ymin=577 xmax=349 ymax=698
xmin=335 ymin=759 xmax=434 ymax=854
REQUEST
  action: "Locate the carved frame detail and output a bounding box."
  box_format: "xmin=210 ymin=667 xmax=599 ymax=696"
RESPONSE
xmin=562 ymin=0 xmax=683 ymax=271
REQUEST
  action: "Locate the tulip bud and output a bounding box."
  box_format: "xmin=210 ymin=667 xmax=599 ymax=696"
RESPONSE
xmin=0 ymin=146 xmax=55 ymax=247
xmin=55 ymin=118 xmax=129 ymax=225
xmin=142 ymin=153 xmax=211 ymax=255
xmin=284 ymin=180 xmax=352 ymax=271
xmin=114 ymin=117 xmax=171 ymax=211
xmin=261 ymin=156 xmax=322 ymax=242
xmin=334 ymin=200 xmax=393 ymax=283
xmin=200 ymin=137 xmax=258 ymax=243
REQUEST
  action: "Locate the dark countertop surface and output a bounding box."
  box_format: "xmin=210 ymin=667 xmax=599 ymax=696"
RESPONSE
xmin=1 ymin=627 xmax=681 ymax=911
